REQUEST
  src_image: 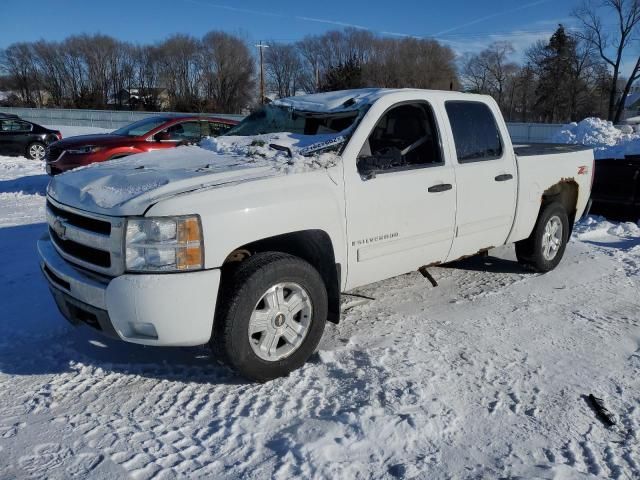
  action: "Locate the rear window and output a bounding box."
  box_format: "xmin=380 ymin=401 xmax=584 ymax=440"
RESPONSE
xmin=0 ymin=120 xmax=32 ymax=132
xmin=445 ymin=101 xmax=503 ymax=163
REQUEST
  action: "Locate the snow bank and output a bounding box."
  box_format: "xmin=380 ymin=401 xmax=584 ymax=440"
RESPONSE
xmin=573 ymin=215 xmax=640 ymax=241
xmin=552 ymin=117 xmax=640 ymax=159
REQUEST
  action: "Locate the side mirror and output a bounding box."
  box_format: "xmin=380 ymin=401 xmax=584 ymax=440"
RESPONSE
xmin=358 ymin=149 xmax=404 ymax=180
xmin=358 ymin=156 xmax=380 ymax=180
xmin=154 ymin=131 xmax=171 ymax=142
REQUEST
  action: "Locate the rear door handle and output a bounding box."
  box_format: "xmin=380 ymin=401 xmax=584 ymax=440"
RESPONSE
xmin=428 ymin=183 xmax=453 ymax=193
xmin=495 ymin=174 xmax=514 ymax=182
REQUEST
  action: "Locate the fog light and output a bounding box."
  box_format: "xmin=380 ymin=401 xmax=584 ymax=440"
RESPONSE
xmin=130 ymin=322 xmax=158 ymax=339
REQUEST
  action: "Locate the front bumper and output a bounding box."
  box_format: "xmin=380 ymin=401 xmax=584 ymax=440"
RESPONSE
xmin=38 ymin=235 xmax=221 ymax=346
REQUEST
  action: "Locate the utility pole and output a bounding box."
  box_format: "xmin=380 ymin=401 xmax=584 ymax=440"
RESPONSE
xmin=256 ymin=41 xmax=269 ymax=104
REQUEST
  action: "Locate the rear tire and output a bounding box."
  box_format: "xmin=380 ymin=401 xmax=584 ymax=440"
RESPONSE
xmin=515 ymin=202 xmax=569 ymax=272
xmin=212 ymin=252 xmax=328 ymax=382
xmin=26 ymin=142 xmax=46 ymax=160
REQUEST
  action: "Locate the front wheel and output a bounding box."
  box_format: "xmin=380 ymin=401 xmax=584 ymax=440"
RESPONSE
xmin=515 ymin=202 xmax=569 ymax=272
xmin=212 ymin=252 xmax=328 ymax=382
xmin=26 ymin=142 xmax=46 ymax=160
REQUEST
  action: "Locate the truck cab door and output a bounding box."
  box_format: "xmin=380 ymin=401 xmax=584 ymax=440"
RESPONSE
xmin=443 ymin=101 xmax=517 ymax=261
xmin=343 ymin=101 xmax=456 ymax=290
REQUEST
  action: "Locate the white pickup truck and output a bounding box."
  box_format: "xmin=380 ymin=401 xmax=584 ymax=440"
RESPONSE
xmin=38 ymin=89 xmax=593 ymax=381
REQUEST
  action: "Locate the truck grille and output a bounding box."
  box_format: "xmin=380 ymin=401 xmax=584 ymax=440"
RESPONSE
xmin=49 ymin=227 xmax=111 ymax=268
xmin=47 ymin=200 xmax=111 ymax=235
xmin=46 ymin=198 xmax=125 ymax=276
xmin=46 ymin=145 xmax=63 ymax=162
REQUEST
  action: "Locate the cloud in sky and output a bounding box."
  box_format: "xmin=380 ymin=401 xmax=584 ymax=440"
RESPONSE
xmin=182 ymin=0 xmax=574 ymax=61
xmin=435 ymin=0 xmax=556 ymax=36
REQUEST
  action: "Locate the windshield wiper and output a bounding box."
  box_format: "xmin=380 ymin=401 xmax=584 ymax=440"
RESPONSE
xmin=268 ymin=143 xmax=293 ymax=158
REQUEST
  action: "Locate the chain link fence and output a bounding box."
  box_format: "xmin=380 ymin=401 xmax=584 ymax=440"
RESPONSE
xmin=0 ymin=107 xmax=243 ymax=130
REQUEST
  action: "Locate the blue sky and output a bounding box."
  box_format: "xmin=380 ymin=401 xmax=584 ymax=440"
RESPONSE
xmin=0 ymin=0 xmax=617 ymax=65
xmin=0 ymin=0 xmax=577 ymax=52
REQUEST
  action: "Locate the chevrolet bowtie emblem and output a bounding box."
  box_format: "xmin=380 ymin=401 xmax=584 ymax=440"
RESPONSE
xmin=52 ymin=218 xmax=67 ymax=240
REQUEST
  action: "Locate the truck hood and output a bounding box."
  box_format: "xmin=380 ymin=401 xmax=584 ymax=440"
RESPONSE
xmin=47 ymin=134 xmax=340 ymax=216
xmin=47 ymin=146 xmax=279 ymax=216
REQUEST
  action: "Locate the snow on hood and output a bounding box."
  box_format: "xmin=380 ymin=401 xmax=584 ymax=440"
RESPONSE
xmin=552 ymin=117 xmax=640 ymax=159
xmin=48 ymin=134 xmax=339 ymax=215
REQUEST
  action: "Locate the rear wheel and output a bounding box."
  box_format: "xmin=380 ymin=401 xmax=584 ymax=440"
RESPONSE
xmin=515 ymin=202 xmax=569 ymax=272
xmin=26 ymin=142 xmax=46 ymax=160
xmin=212 ymin=252 xmax=328 ymax=382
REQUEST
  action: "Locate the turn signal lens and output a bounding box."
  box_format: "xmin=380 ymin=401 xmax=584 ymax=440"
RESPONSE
xmin=178 ymin=217 xmax=202 ymax=243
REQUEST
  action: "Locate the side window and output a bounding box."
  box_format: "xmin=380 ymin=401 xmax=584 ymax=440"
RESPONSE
xmin=201 ymin=122 xmax=211 ymax=137
xmin=357 ymin=102 xmax=443 ymax=176
xmin=209 ymin=121 xmax=233 ymax=137
xmin=445 ymin=101 xmax=503 ymax=163
xmin=0 ymin=120 xmax=31 ymax=132
xmin=165 ymin=121 xmax=202 ymax=142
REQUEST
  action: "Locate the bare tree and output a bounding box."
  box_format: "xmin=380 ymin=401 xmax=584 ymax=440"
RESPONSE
xmin=0 ymin=43 xmax=40 ymax=105
xmin=200 ymin=31 xmax=255 ymax=113
xmin=157 ymin=34 xmax=201 ymax=111
xmin=573 ymin=0 xmax=640 ymax=121
xmin=461 ymin=42 xmax=518 ymax=113
xmin=264 ymin=42 xmax=301 ymax=98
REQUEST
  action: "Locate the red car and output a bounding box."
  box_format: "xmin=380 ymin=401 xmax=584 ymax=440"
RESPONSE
xmin=45 ymin=115 xmax=238 ymax=175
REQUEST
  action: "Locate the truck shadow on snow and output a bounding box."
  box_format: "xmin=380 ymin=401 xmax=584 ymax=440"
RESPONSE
xmin=0 ymin=222 xmax=249 ymax=385
xmin=443 ymin=251 xmax=530 ymax=275
xmin=0 ymin=174 xmax=49 ymax=196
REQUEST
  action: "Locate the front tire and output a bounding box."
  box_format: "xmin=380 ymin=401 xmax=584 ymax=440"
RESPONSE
xmin=212 ymin=252 xmax=328 ymax=382
xmin=26 ymin=142 xmax=46 ymax=160
xmin=515 ymin=202 xmax=569 ymax=272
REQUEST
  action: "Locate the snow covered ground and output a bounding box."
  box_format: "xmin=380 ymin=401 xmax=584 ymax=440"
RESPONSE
xmin=1 ymin=145 xmax=639 ymax=478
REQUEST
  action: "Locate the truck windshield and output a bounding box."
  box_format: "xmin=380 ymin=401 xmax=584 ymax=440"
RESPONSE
xmin=224 ymin=105 xmax=361 ymax=138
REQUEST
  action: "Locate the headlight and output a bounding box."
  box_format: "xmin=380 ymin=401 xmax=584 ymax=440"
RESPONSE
xmin=125 ymin=216 xmax=204 ymax=272
xmin=67 ymin=145 xmax=105 ymax=154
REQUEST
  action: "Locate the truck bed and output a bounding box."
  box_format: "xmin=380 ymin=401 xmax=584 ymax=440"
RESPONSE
xmin=514 ymin=143 xmax=592 ymax=157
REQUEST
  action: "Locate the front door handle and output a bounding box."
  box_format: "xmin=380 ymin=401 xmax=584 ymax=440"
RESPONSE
xmin=495 ymin=174 xmax=514 ymax=182
xmin=428 ymin=183 xmax=453 ymax=193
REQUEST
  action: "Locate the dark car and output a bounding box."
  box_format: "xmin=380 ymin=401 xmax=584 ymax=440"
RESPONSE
xmin=0 ymin=116 xmax=62 ymax=160
xmin=590 ymin=156 xmax=640 ymax=220
xmin=45 ymin=115 xmax=238 ymax=175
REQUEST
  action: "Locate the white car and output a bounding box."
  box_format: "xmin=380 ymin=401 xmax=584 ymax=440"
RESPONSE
xmin=38 ymin=88 xmax=594 ymax=381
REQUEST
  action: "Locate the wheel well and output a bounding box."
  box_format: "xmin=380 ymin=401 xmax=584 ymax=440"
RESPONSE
xmin=541 ymin=180 xmax=579 ymax=232
xmin=223 ymin=230 xmax=342 ymax=324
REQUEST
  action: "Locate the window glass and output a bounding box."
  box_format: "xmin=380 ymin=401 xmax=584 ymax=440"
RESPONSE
xmin=208 ymin=121 xmax=233 ymax=137
xmin=0 ymin=120 xmax=31 ymax=132
xmin=113 ymin=117 xmax=169 ymax=136
xmin=357 ymin=102 xmax=443 ymax=176
xmin=445 ymin=101 xmax=502 ymax=162
xmin=165 ymin=121 xmax=202 ymax=142
xmin=225 ymin=105 xmax=359 ymax=137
